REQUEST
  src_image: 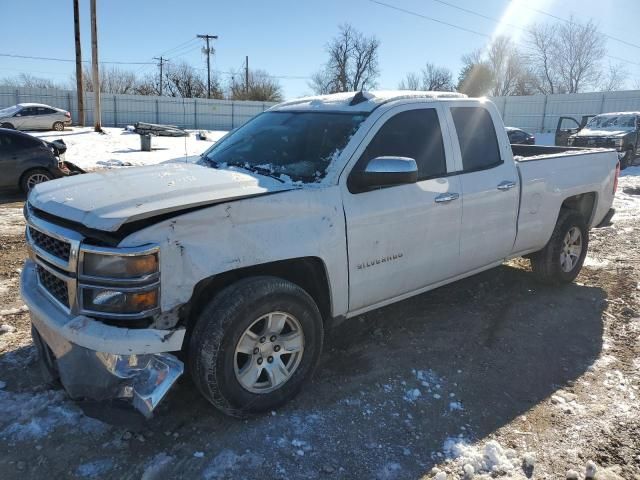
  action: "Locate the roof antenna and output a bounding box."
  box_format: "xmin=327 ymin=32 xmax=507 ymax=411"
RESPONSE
xmin=349 ymin=90 xmax=368 ymax=106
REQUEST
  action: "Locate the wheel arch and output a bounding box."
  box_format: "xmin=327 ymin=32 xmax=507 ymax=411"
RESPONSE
xmin=559 ymin=192 xmax=597 ymax=226
xmin=181 ymin=256 xmax=333 ymax=330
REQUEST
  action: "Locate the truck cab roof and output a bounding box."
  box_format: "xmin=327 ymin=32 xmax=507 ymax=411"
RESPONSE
xmin=270 ymin=90 xmax=468 ymax=113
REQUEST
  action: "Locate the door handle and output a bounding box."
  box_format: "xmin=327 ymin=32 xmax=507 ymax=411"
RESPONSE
xmin=497 ymin=181 xmax=516 ymax=191
xmin=434 ymin=192 xmax=460 ymax=203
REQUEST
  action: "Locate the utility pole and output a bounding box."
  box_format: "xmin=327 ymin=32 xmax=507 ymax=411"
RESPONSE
xmin=73 ymin=0 xmax=84 ymax=126
xmin=152 ymin=56 xmax=168 ymax=96
xmin=90 ymin=0 xmax=101 ymax=131
xmin=197 ymin=34 xmax=218 ymax=99
xmin=245 ymin=55 xmax=249 ymax=95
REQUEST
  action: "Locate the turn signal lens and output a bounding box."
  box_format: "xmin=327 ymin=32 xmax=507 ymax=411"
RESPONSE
xmin=82 ymin=288 xmax=158 ymax=314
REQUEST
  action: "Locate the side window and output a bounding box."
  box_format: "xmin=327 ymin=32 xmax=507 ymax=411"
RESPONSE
xmin=42 ymin=108 xmax=57 ymax=115
xmin=356 ymin=108 xmax=446 ymax=181
xmin=451 ymin=107 xmax=502 ymax=172
xmin=510 ymin=130 xmax=525 ymax=143
xmin=19 ymin=107 xmax=35 ymax=116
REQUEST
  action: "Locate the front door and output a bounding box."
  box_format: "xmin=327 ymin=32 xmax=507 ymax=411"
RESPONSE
xmin=342 ymin=105 xmax=462 ymax=313
xmin=555 ymin=116 xmax=581 ymax=146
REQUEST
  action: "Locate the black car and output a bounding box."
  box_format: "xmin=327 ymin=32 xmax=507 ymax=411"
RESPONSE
xmin=506 ymin=127 xmax=535 ymax=145
xmin=0 ymin=128 xmax=82 ymax=192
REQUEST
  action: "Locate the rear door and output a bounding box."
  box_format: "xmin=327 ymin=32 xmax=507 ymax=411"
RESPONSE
xmin=446 ymin=105 xmax=519 ymax=272
xmin=342 ymin=104 xmax=463 ymax=312
xmin=35 ymin=106 xmax=54 ymax=129
xmin=555 ymin=117 xmax=581 ymax=146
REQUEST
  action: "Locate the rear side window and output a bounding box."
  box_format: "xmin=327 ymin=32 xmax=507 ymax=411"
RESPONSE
xmin=451 ymin=107 xmax=502 ymax=172
xmin=357 ymin=108 xmax=446 ymax=181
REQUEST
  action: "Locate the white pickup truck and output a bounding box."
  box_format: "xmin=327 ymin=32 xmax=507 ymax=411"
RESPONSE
xmin=21 ymin=91 xmax=619 ymax=417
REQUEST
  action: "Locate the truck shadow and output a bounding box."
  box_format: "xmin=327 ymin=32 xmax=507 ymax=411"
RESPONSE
xmin=0 ymin=263 xmax=605 ymax=479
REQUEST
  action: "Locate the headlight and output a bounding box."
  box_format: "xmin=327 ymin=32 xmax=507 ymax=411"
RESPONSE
xmin=567 ymin=137 xmax=574 ymax=146
xmin=82 ymin=251 xmax=158 ymax=278
xmin=81 ymin=287 xmax=158 ymax=315
xmin=78 ymin=244 xmax=160 ymax=318
xmin=612 ymin=138 xmax=624 ymax=148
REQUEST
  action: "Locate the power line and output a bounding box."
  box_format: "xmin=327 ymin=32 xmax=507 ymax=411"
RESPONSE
xmin=510 ymin=0 xmax=640 ymax=51
xmin=158 ymin=37 xmax=198 ymax=57
xmin=367 ymin=0 xmax=490 ymax=38
xmin=0 ymin=52 xmax=154 ymax=65
xmin=369 ymin=0 xmax=640 ymax=68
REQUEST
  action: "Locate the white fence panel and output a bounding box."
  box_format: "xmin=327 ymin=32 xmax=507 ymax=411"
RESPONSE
xmin=491 ymin=90 xmax=640 ymax=133
xmin=0 ymin=85 xmax=277 ymax=131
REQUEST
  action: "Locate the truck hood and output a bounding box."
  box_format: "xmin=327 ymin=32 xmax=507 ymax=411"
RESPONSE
xmin=576 ymin=128 xmax=631 ymax=137
xmin=29 ymin=163 xmax=297 ymax=232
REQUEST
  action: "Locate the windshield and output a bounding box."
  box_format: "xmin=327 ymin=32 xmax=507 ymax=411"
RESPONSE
xmin=201 ymin=111 xmax=367 ymax=182
xmin=0 ymin=105 xmax=20 ymax=117
xmin=585 ymin=114 xmax=637 ymax=130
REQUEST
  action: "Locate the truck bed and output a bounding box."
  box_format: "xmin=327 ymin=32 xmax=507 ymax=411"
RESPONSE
xmin=511 ymin=144 xmax=610 ymax=160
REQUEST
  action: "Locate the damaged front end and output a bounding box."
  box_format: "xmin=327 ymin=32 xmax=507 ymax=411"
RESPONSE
xmin=21 ymin=207 xmax=185 ymax=417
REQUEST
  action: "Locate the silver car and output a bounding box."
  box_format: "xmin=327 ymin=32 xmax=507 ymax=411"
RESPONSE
xmin=0 ymin=103 xmax=72 ymax=131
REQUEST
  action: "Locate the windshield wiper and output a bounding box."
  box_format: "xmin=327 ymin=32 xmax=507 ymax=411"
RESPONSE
xmin=223 ymin=161 xmax=286 ymax=183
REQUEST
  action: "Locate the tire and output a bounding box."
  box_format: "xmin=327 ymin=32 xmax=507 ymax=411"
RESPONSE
xmin=188 ymin=276 xmax=324 ymax=416
xmin=52 ymin=121 xmax=64 ymax=132
xmin=529 ymin=209 xmax=589 ymax=284
xmin=620 ymin=150 xmax=634 ymax=170
xmin=20 ymin=168 xmax=54 ymax=193
xmin=1 ymin=122 xmax=14 ymax=129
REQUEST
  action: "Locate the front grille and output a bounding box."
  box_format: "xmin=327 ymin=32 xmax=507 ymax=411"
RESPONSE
xmin=29 ymin=227 xmax=71 ymax=262
xmin=573 ymin=137 xmax=614 ymax=148
xmin=37 ymin=265 xmax=70 ymax=308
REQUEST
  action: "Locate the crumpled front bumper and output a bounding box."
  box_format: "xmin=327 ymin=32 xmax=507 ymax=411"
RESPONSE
xmin=21 ymin=260 xmax=185 ymax=417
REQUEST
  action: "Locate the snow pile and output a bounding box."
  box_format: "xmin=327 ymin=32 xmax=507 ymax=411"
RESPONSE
xmin=439 ymin=438 xmax=531 ymax=479
xmin=0 ymin=388 xmax=106 ymax=442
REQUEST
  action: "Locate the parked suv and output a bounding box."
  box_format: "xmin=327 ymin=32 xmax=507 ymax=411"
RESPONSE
xmin=0 ymin=103 xmax=72 ymax=132
xmin=559 ymin=112 xmax=639 ymax=169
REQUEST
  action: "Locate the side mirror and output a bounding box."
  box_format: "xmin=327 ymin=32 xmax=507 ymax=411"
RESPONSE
xmin=351 ymin=156 xmax=418 ymax=191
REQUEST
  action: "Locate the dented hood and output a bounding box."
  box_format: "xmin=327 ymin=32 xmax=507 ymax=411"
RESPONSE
xmin=29 ymin=163 xmax=296 ymax=232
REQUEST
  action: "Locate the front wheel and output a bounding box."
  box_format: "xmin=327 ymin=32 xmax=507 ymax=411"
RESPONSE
xmin=20 ymin=168 xmax=54 ymax=193
xmin=1 ymin=122 xmax=14 ymax=129
xmin=188 ymin=276 xmax=324 ymax=416
xmin=529 ymin=209 xmax=589 ymax=284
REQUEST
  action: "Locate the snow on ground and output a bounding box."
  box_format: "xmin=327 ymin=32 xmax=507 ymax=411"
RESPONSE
xmin=30 ymin=127 xmax=227 ymax=171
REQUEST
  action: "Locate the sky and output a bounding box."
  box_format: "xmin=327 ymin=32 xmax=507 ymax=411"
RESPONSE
xmin=1 ymin=0 xmax=639 ymax=99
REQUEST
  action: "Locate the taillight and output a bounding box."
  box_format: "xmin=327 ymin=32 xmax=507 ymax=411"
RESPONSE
xmin=64 ymin=111 xmax=71 ymax=118
xmin=613 ymin=161 xmax=620 ymax=194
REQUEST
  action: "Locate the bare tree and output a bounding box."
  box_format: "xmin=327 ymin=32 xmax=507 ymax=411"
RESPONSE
xmin=80 ymin=65 xmax=138 ymax=94
xmin=487 ymin=36 xmax=523 ymax=96
xmin=399 ymin=63 xmax=453 ymax=91
xmin=527 ymin=17 xmax=605 ymax=94
xmin=2 ymin=73 xmax=61 ymax=89
xmin=229 ymin=68 xmax=283 ymax=102
xmin=310 ymin=24 xmax=380 ymax=94
xmin=164 ymin=61 xmax=222 ymax=99
xmin=398 ymin=72 xmax=421 ymax=90
xmin=526 ymin=23 xmax=560 ymax=94
xmin=599 ymin=62 xmax=628 ymax=91
xmin=457 ymin=61 xmax=494 ymax=97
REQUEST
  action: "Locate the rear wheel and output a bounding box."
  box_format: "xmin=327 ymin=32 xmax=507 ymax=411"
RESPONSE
xmin=1 ymin=122 xmax=14 ymax=129
xmin=20 ymin=168 xmax=53 ymax=193
xmin=529 ymin=209 xmax=588 ymax=284
xmin=52 ymin=121 xmax=64 ymax=132
xmin=188 ymin=276 xmax=324 ymax=416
